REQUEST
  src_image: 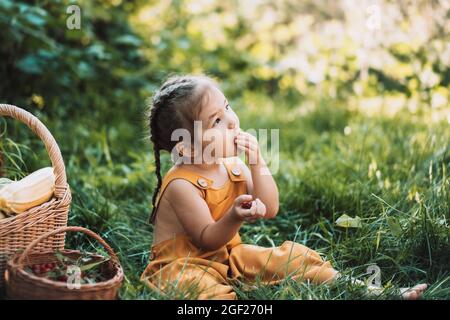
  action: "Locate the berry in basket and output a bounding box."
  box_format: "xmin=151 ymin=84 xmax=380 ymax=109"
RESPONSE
xmin=6 ymin=227 xmax=123 ymax=299
xmin=24 ymin=250 xmax=110 ymax=284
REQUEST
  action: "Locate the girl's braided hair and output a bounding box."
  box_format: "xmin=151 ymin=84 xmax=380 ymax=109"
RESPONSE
xmin=146 ymin=74 xmax=218 ymax=225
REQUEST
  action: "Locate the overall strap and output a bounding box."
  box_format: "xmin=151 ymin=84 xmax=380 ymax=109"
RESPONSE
xmin=153 ymin=158 xmax=247 ymax=216
xmin=154 ymin=167 xmax=211 ymax=210
xmin=222 ymin=158 xmax=247 ymax=183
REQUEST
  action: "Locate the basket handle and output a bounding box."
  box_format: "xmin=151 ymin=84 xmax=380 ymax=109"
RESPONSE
xmin=17 ymin=226 xmax=120 ymax=267
xmin=0 ymin=104 xmax=67 ymax=199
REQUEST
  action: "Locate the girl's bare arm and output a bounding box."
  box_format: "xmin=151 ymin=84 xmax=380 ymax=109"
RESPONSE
xmin=234 ymin=154 xmax=279 ymax=219
xmin=165 ymin=179 xmax=251 ymax=251
xmin=235 ymin=132 xmax=279 ymax=219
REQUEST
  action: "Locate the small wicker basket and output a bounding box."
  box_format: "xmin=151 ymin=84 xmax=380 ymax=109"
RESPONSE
xmin=5 ymin=226 xmax=124 ymax=300
xmin=0 ymin=104 xmax=71 ymax=288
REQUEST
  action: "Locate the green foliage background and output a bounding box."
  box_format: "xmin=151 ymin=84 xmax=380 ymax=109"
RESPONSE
xmin=0 ymin=0 xmax=449 ymax=299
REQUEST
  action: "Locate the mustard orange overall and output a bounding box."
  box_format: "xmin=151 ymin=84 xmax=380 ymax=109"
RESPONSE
xmin=140 ymin=161 xmax=338 ymax=299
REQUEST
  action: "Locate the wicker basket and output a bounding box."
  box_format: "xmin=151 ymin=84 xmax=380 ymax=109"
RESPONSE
xmin=0 ymin=104 xmax=71 ymax=288
xmin=5 ymin=226 xmax=124 ymax=300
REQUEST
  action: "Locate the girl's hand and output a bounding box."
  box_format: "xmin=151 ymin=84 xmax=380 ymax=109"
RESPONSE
xmin=242 ymin=198 xmax=266 ymax=223
xmin=231 ymin=195 xmax=266 ymax=222
xmin=235 ymin=131 xmax=262 ymax=166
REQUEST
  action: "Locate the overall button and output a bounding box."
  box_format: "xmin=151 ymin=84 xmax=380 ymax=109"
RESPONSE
xmin=197 ymin=178 xmax=208 ymax=188
xmin=231 ymin=167 xmax=241 ymax=176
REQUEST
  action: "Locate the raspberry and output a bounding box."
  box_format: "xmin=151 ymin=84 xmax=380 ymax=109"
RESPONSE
xmin=241 ymin=201 xmax=252 ymax=209
xmin=32 ymin=264 xmax=41 ymax=274
xmin=58 ymin=275 xmax=68 ymax=282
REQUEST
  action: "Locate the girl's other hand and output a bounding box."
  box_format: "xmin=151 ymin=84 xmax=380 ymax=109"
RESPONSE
xmin=243 ymin=198 xmax=266 ymax=223
xmin=231 ymin=195 xmax=266 ymax=222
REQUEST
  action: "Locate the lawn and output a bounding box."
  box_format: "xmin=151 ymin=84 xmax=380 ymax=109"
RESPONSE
xmin=0 ymin=0 xmax=448 ymax=300
xmin=4 ymin=91 xmax=447 ymax=300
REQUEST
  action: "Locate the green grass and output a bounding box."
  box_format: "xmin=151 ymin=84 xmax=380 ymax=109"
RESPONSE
xmin=1 ymin=92 xmax=449 ymax=300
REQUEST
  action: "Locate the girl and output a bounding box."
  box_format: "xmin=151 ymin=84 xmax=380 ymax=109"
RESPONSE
xmin=140 ymin=74 xmax=427 ymax=300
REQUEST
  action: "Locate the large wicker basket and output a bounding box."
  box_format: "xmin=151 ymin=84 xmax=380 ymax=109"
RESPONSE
xmin=5 ymin=226 xmax=124 ymax=300
xmin=0 ymin=104 xmax=71 ymax=288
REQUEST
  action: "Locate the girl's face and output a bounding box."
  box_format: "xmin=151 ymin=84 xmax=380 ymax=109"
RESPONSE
xmin=196 ymin=86 xmax=241 ymax=163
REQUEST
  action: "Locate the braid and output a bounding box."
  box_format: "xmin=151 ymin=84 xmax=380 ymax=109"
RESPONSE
xmin=148 ymin=89 xmax=164 ymax=225
xmin=149 ymin=146 xmax=162 ymax=224
xmin=146 ymin=74 xmax=217 ymax=225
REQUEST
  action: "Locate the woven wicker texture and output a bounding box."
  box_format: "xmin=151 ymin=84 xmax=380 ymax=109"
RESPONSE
xmin=0 ymin=104 xmax=71 ymax=288
xmin=5 ymin=226 xmax=124 ymax=300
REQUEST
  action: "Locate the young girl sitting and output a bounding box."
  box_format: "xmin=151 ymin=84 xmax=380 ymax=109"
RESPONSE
xmin=140 ymin=74 xmax=427 ymax=300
